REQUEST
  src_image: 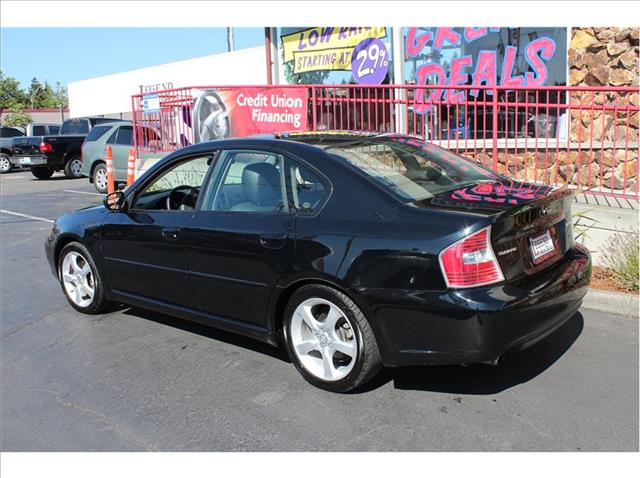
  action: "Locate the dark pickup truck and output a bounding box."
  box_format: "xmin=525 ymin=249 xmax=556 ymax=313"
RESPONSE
xmin=10 ymin=117 xmax=128 ymax=179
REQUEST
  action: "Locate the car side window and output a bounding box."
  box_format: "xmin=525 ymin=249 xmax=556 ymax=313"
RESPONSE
xmin=202 ymin=150 xmax=288 ymax=213
xmin=32 ymin=125 xmax=45 ymax=136
xmin=115 ymin=126 xmax=133 ymax=145
xmin=287 ymin=160 xmax=329 ymax=214
xmin=132 ymin=155 xmax=213 ymax=211
xmin=106 ymin=129 xmax=117 ymax=145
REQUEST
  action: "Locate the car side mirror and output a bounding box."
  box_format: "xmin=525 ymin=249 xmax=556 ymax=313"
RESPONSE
xmin=104 ymin=191 xmax=127 ymax=211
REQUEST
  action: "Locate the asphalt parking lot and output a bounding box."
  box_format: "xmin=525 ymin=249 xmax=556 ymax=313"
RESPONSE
xmin=1 ymin=169 xmax=638 ymax=452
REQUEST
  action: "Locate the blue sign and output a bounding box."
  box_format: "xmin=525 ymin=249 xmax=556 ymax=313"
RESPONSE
xmin=142 ymin=94 xmax=160 ymax=115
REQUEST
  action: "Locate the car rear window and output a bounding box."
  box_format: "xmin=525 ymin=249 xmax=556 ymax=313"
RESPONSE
xmin=60 ymin=119 xmax=90 ymax=135
xmin=85 ymin=125 xmax=112 ymax=142
xmin=326 ymin=136 xmax=499 ymax=202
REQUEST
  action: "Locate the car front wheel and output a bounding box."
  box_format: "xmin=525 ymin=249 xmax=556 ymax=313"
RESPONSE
xmin=58 ymin=242 xmax=111 ymax=314
xmin=0 ymin=154 xmax=12 ymax=174
xmin=283 ymin=284 xmax=382 ymax=393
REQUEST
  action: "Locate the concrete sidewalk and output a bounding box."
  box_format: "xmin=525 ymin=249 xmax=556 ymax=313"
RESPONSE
xmin=573 ymin=193 xmax=638 ymax=266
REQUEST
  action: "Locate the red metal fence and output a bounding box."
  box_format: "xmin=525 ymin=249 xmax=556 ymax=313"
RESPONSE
xmin=132 ymin=84 xmax=639 ymax=200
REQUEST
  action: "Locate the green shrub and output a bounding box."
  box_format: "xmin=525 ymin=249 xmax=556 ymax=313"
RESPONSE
xmin=601 ymin=231 xmax=639 ymax=292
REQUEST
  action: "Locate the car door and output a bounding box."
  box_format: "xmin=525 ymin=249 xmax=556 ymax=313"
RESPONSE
xmin=100 ymin=153 xmax=215 ymax=307
xmin=106 ymin=125 xmax=134 ymax=181
xmin=182 ymin=149 xmax=295 ymax=328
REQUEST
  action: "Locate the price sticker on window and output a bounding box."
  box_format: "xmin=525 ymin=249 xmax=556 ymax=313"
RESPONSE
xmin=351 ymin=38 xmax=389 ymax=85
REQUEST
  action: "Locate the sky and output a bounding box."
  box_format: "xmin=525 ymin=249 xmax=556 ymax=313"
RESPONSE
xmin=0 ymin=27 xmax=265 ymax=88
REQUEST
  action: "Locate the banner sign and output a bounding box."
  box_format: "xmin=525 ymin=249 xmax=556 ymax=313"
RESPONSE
xmin=191 ymin=87 xmax=308 ymax=142
xmin=281 ymin=27 xmax=387 ymax=75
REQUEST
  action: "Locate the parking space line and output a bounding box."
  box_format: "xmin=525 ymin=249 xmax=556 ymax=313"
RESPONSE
xmin=64 ymin=190 xmax=103 ymax=196
xmin=0 ymin=209 xmax=54 ymax=223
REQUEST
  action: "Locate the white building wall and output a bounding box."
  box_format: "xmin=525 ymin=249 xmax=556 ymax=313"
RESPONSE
xmin=68 ymin=47 xmax=267 ymax=118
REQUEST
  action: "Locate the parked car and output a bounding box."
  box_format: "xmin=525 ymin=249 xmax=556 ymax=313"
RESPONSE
xmin=0 ymin=126 xmax=24 ymax=173
xmin=10 ymin=117 xmax=128 ymax=180
xmin=45 ymin=132 xmax=591 ymax=392
xmin=81 ymin=122 xmax=157 ymax=193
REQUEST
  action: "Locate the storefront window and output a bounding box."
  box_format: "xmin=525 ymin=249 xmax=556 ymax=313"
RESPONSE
xmin=402 ymin=27 xmax=568 ymax=139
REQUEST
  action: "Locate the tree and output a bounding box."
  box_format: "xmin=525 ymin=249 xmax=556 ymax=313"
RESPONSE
xmin=52 ymin=81 xmax=69 ymax=108
xmin=27 ymin=77 xmax=56 ymax=108
xmin=3 ymin=109 xmax=32 ymax=129
xmin=0 ymin=71 xmax=27 ymax=117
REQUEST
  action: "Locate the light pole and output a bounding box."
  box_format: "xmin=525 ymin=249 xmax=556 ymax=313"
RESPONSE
xmin=227 ymin=27 xmax=234 ymax=52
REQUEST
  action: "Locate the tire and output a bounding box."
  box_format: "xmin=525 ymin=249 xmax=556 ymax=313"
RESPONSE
xmin=64 ymin=156 xmax=83 ymax=178
xmin=283 ymin=284 xmax=382 ymax=393
xmin=58 ymin=241 xmax=111 ymax=314
xmin=31 ymin=166 xmax=54 ymax=180
xmin=0 ymin=154 xmax=12 ymax=174
xmin=92 ymin=163 xmax=108 ymax=193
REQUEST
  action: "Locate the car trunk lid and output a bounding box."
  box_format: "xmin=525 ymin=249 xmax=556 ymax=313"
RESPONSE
xmin=428 ymin=180 xmax=575 ymax=281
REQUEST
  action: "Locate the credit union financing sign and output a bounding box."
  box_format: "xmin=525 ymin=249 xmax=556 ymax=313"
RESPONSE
xmin=281 ymin=27 xmax=387 ymax=74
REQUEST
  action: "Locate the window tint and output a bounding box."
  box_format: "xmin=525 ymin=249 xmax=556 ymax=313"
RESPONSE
xmin=327 ymin=137 xmax=499 ymax=202
xmin=60 ymin=119 xmax=89 ymax=135
xmin=50 ymin=126 xmax=60 ymax=134
xmin=32 ymin=125 xmax=45 ymax=136
xmin=133 ymin=156 xmax=211 ymax=210
xmin=204 ymin=150 xmax=286 ymax=213
xmin=0 ymin=127 xmax=23 ymax=138
xmin=106 ymin=129 xmax=117 ymax=144
xmin=85 ymin=125 xmax=112 ymax=142
xmin=288 ymin=161 xmax=328 ymax=214
xmin=115 ymin=126 xmax=133 ymax=145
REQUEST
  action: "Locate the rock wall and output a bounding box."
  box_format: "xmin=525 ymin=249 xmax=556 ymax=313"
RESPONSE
xmin=569 ymin=27 xmax=639 ymax=87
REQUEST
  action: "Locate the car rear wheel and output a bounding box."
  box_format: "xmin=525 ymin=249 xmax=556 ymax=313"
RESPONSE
xmin=283 ymin=284 xmax=382 ymax=393
xmin=58 ymin=242 xmax=111 ymax=314
xmin=31 ymin=166 xmax=54 ymax=180
xmin=64 ymin=156 xmax=83 ymax=178
xmin=93 ymin=163 xmax=108 ymax=193
xmin=0 ymin=154 xmax=12 ymax=174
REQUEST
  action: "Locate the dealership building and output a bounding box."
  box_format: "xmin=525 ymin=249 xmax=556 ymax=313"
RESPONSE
xmin=67 ymin=26 xmax=638 ymax=201
xmin=69 ymin=26 xmax=588 ymax=118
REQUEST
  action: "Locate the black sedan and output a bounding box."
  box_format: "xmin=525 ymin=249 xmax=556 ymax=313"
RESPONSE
xmin=45 ymin=132 xmax=591 ymax=392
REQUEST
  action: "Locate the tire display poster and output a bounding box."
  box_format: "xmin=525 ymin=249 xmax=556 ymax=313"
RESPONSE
xmin=281 ymin=27 xmax=389 ymax=84
xmin=191 ymin=87 xmax=308 ymax=142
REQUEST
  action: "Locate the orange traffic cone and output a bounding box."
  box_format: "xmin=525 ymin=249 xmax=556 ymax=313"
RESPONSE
xmin=127 ymin=147 xmax=136 ymax=186
xmin=105 ymin=145 xmax=115 ymax=194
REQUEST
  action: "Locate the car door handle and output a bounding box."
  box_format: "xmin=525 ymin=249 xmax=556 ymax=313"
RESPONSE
xmin=259 ymin=233 xmax=286 ymax=249
xmin=161 ymin=228 xmax=180 ymax=240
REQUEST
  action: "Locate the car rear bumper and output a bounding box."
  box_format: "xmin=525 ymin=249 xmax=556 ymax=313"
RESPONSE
xmin=357 ymin=245 xmax=591 ymax=367
xmin=10 ymin=155 xmax=48 ymax=167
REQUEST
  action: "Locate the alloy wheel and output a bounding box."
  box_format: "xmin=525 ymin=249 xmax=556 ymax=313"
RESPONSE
xmin=61 ymin=251 xmax=95 ymax=308
xmin=95 ymin=167 xmax=108 ymax=192
xmin=0 ymin=156 xmax=10 ymax=173
xmin=69 ymin=159 xmax=82 ymax=177
xmin=290 ymin=297 xmax=357 ymax=381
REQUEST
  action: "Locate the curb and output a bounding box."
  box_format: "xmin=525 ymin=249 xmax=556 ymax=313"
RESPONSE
xmin=582 ymin=288 xmax=639 ymax=318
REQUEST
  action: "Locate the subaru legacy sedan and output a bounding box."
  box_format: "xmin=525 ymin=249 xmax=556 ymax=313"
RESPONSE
xmin=45 ymin=132 xmax=591 ymax=392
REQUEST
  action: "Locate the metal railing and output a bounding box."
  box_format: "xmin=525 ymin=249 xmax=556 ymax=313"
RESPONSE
xmin=131 ymin=84 xmax=639 ymax=200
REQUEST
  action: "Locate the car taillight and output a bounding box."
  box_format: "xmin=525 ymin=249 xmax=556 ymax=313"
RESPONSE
xmin=438 ymin=226 xmax=504 ymax=288
xmin=39 ymin=142 xmax=53 ymax=153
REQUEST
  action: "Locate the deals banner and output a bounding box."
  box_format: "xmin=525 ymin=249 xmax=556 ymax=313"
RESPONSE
xmin=191 ymin=87 xmax=308 ymax=142
xmin=281 ymin=27 xmax=388 ymax=76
